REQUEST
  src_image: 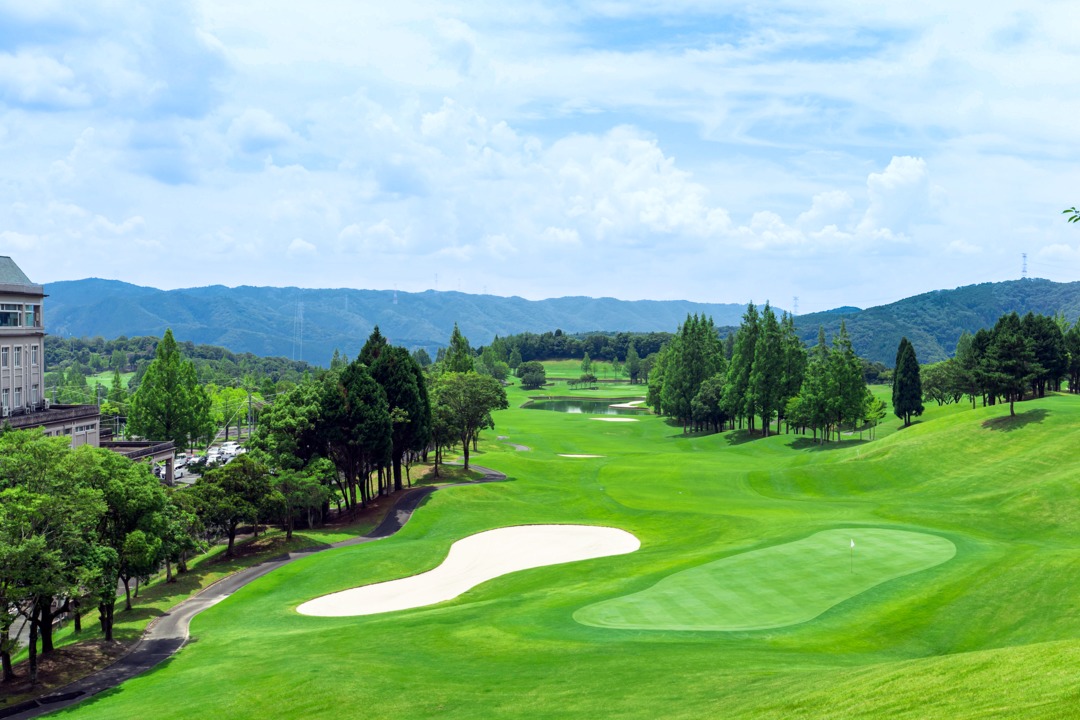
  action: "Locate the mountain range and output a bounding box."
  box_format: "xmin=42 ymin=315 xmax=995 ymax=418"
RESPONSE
xmin=43 ymin=277 xmax=1080 ymax=367
xmin=43 ymin=280 xmax=750 ymax=367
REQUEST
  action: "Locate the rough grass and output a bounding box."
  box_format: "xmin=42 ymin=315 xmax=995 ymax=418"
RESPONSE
xmin=48 ymin=387 xmax=1080 ymax=719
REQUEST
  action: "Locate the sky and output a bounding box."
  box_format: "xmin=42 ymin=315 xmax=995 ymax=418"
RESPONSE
xmin=2 ymin=1 xmax=1080 ymax=314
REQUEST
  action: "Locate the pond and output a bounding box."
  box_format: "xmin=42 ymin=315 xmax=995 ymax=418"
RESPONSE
xmin=523 ymin=398 xmax=651 ymax=415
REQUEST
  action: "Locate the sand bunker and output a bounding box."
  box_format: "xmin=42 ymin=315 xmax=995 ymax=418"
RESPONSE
xmin=297 ymin=524 xmax=640 ymax=617
xmin=608 ymin=400 xmax=646 ymax=408
xmin=559 ymin=454 xmax=605 ymax=458
xmin=591 ymin=418 xmax=639 ymax=422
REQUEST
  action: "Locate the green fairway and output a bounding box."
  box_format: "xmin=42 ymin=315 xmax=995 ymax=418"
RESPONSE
xmin=576 ymin=528 xmax=955 ymax=631
xmin=49 ymin=383 xmax=1080 ymax=720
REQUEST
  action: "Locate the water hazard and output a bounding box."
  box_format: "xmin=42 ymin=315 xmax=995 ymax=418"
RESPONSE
xmin=523 ymin=398 xmax=651 ymax=415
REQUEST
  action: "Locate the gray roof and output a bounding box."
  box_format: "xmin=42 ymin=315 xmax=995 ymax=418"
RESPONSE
xmin=0 ymin=256 xmax=34 ymax=286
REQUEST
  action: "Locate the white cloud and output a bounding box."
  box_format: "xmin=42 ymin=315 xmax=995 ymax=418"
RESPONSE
xmin=286 ymin=237 xmax=316 ymax=256
xmin=0 ymin=51 xmax=91 ymax=108
xmin=227 ymin=108 xmax=296 ymax=153
xmin=857 ymin=156 xmax=938 ymax=238
xmin=0 ymin=231 xmax=38 ymax=250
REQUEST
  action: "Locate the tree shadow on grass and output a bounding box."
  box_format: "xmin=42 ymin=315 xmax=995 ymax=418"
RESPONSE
xmin=982 ymin=408 xmax=1049 ymax=432
xmin=785 ymin=437 xmax=869 ymax=452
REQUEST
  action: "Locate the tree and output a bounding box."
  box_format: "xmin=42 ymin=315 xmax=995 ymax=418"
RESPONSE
xmin=412 ymin=347 xmax=433 ymax=368
xmin=266 ymin=466 xmax=333 ymax=540
xmin=1064 ymin=206 xmax=1080 ymax=223
xmin=443 ymin=323 xmax=475 ymax=373
xmin=724 ymin=303 xmax=760 ymax=431
xmin=0 ymin=432 xmax=106 ymax=677
xmin=749 ymin=303 xmax=783 ymax=436
xmin=581 ymin=352 xmax=593 ymax=375
xmin=127 ymin=329 xmax=213 ymax=450
xmin=371 ymin=345 xmax=431 ymax=493
xmin=518 ymin=361 xmax=547 ymax=390
xmin=625 ymin=342 xmax=642 ymax=384
xmin=892 ymin=337 xmax=924 ymax=427
xmin=1021 ymin=312 xmax=1066 ymax=396
xmin=319 ymin=361 xmax=392 ymax=509
xmin=194 ymin=453 xmax=272 ymax=555
xmin=433 ymin=372 xmax=508 ymax=471
xmin=985 ymin=312 xmax=1039 ymax=416
xmin=508 ymin=348 xmax=522 ymax=371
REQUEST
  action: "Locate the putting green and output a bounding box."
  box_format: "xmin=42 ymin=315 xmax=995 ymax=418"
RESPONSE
xmin=575 ymin=528 xmax=955 ymax=631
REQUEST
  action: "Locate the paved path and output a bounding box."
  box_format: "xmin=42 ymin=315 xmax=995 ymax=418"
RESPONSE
xmin=496 ymin=435 xmax=531 ymax=452
xmin=2 ymin=465 xmax=506 ymax=720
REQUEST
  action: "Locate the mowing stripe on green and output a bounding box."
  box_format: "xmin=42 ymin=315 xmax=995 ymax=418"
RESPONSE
xmin=575 ymin=528 xmax=956 ymax=631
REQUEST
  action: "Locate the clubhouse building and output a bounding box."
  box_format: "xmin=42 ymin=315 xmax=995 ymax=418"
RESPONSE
xmin=0 ymin=256 xmax=177 ymax=481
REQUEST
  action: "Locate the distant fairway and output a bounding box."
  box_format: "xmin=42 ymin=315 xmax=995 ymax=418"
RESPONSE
xmin=576 ymin=528 xmax=956 ymax=631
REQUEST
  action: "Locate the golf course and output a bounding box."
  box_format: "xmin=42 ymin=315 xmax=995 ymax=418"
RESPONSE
xmin=51 ymin=378 xmax=1080 ymax=719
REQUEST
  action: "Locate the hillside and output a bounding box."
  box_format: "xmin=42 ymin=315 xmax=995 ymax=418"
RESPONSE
xmin=44 ymin=276 xmax=1080 ymax=367
xmin=793 ymin=278 xmax=1080 ymax=364
xmin=44 ymin=280 xmax=750 ymax=366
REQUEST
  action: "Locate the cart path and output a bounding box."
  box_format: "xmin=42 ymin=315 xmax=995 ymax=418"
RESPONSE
xmin=2 ymin=465 xmax=507 ymax=720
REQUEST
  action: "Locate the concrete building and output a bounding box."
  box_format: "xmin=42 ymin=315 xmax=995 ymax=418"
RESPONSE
xmin=0 ymin=256 xmax=177 ymax=482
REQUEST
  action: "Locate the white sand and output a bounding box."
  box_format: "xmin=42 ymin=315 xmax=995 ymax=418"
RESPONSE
xmin=559 ymin=454 xmax=605 ymax=458
xmin=296 ymin=525 xmax=640 ymax=617
xmin=591 ymin=417 xmax=639 ymax=422
xmin=608 ymin=400 xmax=646 ymax=408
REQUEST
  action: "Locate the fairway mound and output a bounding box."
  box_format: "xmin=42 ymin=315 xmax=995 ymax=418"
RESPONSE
xmin=559 ymin=454 xmax=605 ymax=458
xmin=575 ymin=528 xmax=955 ymax=632
xmin=591 ymin=417 xmax=639 ymax=422
xmin=297 ymin=525 xmax=640 ymax=617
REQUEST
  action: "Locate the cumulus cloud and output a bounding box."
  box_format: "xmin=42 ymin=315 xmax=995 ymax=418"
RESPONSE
xmin=227 ymin=108 xmax=296 ymax=154
xmin=0 ymin=51 xmax=90 ymax=108
xmin=338 ymin=220 xmax=408 ymax=252
xmin=857 ymin=156 xmax=939 ymax=239
xmin=0 ymin=230 xmax=38 ymax=249
xmin=547 ymin=126 xmax=731 ymax=244
xmin=287 ymin=237 xmax=316 ymax=256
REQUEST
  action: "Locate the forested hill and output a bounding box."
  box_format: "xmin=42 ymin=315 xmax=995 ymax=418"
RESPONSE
xmin=44 ymin=279 xmax=750 ymax=367
xmin=794 ymin=278 xmax=1080 ymax=364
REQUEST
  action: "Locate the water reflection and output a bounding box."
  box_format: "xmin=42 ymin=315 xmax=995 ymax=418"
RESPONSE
xmin=524 ymin=398 xmax=651 ymax=415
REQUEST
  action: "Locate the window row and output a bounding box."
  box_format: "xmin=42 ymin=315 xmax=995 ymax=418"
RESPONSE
xmin=0 ymin=303 xmax=42 ymax=328
xmin=0 ymin=343 xmax=39 ymax=368
xmin=1 ymin=384 xmax=39 ymax=410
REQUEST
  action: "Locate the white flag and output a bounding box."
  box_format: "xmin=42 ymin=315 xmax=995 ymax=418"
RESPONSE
xmin=850 ymin=539 xmax=855 ymax=549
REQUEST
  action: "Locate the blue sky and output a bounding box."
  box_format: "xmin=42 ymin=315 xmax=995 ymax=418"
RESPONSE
xmin=2 ymin=0 xmax=1079 ymax=313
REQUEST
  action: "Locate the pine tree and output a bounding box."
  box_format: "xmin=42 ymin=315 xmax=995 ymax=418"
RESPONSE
xmin=892 ymin=337 xmax=924 ymax=427
xmin=625 ymin=341 xmax=642 ymax=384
xmin=443 ymin=323 xmax=475 ymax=373
xmin=724 ymin=303 xmax=759 ymax=431
xmin=128 ymin=329 xmax=212 ymax=449
xmin=749 ymin=303 xmax=782 ymax=437
xmin=985 ymin=312 xmax=1038 ymax=416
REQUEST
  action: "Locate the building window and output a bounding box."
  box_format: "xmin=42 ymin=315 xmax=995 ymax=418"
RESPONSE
xmin=13 ymin=346 xmax=21 ymax=368
xmin=31 ymin=384 xmax=38 ymax=404
xmin=1 ymin=347 xmax=7 ymax=368
xmin=31 ymin=344 xmax=38 ymax=366
xmin=13 ymin=387 xmax=20 ymax=408
xmin=1 ymin=388 xmax=7 ymax=410
xmin=75 ymin=423 xmax=97 ymax=432
xmin=0 ymin=304 xmax=19 ymax=327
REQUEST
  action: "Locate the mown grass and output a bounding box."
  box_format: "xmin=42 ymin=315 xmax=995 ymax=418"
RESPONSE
xmin=51 ymin=385 xmax=1080 ymax=719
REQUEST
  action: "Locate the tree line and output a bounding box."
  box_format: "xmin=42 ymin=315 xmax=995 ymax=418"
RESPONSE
xmin=647 ymin=306 xmax=882 ymax=442
xmin=917 ymin=311 xmax=1078 ymax=416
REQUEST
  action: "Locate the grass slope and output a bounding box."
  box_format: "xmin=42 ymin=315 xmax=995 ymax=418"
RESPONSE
xmin=52 ymin=387 xmax=1080 ymax=719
